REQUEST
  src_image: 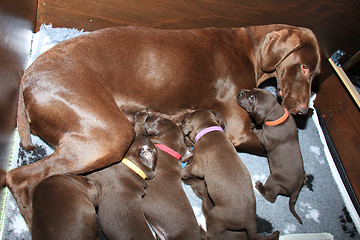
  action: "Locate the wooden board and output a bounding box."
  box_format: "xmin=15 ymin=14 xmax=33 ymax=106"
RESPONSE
xmin=35 ymin=0 xmax=360 ymax=62
xmin=315 ymin=72 xmax=360 ymax=202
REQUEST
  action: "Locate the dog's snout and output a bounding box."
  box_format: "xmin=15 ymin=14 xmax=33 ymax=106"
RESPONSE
xmin=237 ymin=90 xmax=247 ymax=100
xmin=296 ymin=104 xmax=308 ymax=115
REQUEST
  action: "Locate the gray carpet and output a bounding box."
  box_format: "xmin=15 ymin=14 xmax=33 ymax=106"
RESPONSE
xmin=1 ymin=25 xmax=359 ymax=240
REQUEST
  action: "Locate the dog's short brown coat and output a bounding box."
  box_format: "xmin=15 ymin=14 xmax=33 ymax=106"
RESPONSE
xmin=181 ymin=110 xmax=279 ymax=240
xmin=9 ymin=24 xmax=320 ymax=225
xmin=134 ymin=112 xmax=204 ymax=239
xmin=237 ymin=88 xmax=307 ymax=224
xmin=31 ymin=135 xmax=157 ymax=240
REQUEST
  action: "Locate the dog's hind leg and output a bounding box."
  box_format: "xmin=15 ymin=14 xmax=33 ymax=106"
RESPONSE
xmin=205 ymin=207 xmax=229 ymax=240
xmin=255 ymin=177 xmax=281 ymax=203
xmin=32 ymin=175 xmax=99 ymax=240
xmin=6 ymin=109 xmax=134 ymax=228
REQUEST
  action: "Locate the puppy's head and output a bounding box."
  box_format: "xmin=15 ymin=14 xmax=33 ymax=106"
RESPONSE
xmin=237 ymin=88 xmax=279 ymax=125
xmin=125 ymin=134 xmax=158 ymax=179
xmin=136 ymin=114 xmax=192 ymax=161
xmin=181 ymin=110 xmax=225 ymax=144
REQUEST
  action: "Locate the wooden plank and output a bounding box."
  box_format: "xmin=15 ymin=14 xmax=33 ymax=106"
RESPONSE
xmin=35 ymin=0 xmax=360 ymax=84
xmin=0 ymin=0 xmax=37 ymax=169
xmin=315 ymin=73 xmax=360 ymax=202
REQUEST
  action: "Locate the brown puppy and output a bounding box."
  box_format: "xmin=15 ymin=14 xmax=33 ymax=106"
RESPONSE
xmin=31 ymin=135 xmax=157 ymax=240
xmin=181 ymin=110 xmax=279 ymax=240
xmin=237 ymin=88 xmax=307 ymax=224
xmin=134 ymin=111 xmax=205 ymax=240
xmin=10 ymin=24 xmax=321 ymax=225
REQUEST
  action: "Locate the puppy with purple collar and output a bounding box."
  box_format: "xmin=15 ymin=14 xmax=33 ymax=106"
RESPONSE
xmin=237 ymin=88 xmax=307 ymax=224
xmin=181 ymin=110 xmax=279 ymax=240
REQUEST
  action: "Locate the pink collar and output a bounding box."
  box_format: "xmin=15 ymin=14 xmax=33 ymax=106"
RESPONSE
xmin=195 ymin=126 xmax=224 ymax=142
xmin=155 ymin=144 xmax=181 ymax=160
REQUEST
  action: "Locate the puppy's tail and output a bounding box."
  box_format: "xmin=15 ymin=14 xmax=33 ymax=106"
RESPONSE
xmin=17 ymin=82 xmax=35 ymax=151
xmin=289 ymin=190 xmax=302 ymax=224
xmin=257 ymin=230 xmax=280 ymax=240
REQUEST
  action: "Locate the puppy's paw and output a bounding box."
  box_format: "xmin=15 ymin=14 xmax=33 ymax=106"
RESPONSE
xmin=255 ymin=180 xmax=264 ymax=192
xmin=134 ymin=110 xmax=149 ymax=134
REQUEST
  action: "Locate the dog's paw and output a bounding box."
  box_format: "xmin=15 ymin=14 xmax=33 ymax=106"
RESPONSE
xmin=255 ymin=180 xmax=264 ymax=192
xmin=134 ymin=110 xmax=149 ymax=134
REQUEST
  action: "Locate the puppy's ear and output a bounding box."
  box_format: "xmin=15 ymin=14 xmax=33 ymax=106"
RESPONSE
xmin=181 ymin=149 xmax=193 ymax=163
xmin=139 ymin=144 xmax=158 ymax=171
xmin=183 ymin=136 xmax=194 ymax=147
xmin=260 ymin=28 xmax=302 ymax=72
xmin=182 ymin=118 xmax=195 ymax=147
xmin=210 ymin=111 xmax=226 ymax=129
xmin=181 ymin=115 xmax=193 ymax=137
xmin=143 ymin=117 xmax=161 ymax=136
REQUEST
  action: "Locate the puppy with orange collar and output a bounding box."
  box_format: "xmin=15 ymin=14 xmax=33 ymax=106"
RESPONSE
xmin=237 ymin=88 xmax=307 ymax=224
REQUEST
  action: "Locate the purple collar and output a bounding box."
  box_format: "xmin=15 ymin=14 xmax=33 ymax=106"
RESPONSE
xmin=195 ymin=126 xmax=224 ymax=142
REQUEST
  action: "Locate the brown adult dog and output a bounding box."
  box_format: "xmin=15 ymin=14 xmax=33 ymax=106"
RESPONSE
xmin=135 ymin=111 xmax=205 ymax=240
xmin=31 ymin=135 xmax=157 ymax=240
xmin=9 ymin=24 xmax=321 ymax=225
xmin=237 ymin=88 xmax=307 ymax=224
xmin=181 ymin=110 xmax=279 ymax=240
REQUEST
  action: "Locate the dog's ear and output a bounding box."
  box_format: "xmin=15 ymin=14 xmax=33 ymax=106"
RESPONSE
xmin=181 ymin=115 xmax=193 ymax=137
xmin=210 ymin=111 xmax=226 ymax=130
xmin=183 ymin=135 xmax=194 ymax=147
xmin=260 ymin=28 xmax=302 ymax=72
xmin=134 ymin=110 xmax=149 ymax=134
xmin=143 ymin=117 xmax=162 ymax=136
xmin=181 ymin=149 xmax=193 ymax=163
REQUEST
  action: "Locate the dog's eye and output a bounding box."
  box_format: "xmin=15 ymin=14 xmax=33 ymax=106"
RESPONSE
xmin=249 ymin=94 xmax=255 ymax=100
xmin=301 ymin=64 xmax=311 ymax=75
xmin=301 ymin=64 xmax=310 ymax=70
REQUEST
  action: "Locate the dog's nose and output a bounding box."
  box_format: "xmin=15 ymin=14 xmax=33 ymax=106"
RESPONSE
xmin=238 ymin=91 xmax=245 ymax=99
xmin=296 ymin=104 xmax=308 ymax=115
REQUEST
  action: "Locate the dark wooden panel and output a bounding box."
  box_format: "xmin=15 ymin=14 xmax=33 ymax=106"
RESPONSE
xmin=0 ymin=0 xmax=37 ymax=169
xmin=36 ymin=0 xmax=360 ymax=60
xmin=315 ymin=72 xmax=360 ymax=201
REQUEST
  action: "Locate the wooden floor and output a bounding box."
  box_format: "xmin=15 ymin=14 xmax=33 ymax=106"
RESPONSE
xmin=315 ymin=71 xmax=360 ymax=210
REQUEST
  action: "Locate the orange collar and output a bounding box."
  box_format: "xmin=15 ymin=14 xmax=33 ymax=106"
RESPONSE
xmin=264 ymin=108 xmax=289 ymax=126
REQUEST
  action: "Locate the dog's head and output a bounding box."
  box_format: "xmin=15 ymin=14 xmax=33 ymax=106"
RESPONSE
xmin=258 ymin=26 xmax=321 ymax=115
xmin=125 ymin=134 xmax=158 ymax=179
xmin=237 ymin=88 xmax=279 ymax=125
xmin=181 ymin=110 xmax=225 ymax=145
xmin=134 ymin=111 xmax=192 ymax=162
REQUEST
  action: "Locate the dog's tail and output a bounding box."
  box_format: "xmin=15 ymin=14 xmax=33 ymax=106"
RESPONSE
xmin=289 ymin=189 xmax=302 ymax=224
xmin=257 ymin=230 xmax=280 ymax=240
xmin=17 ymin=82 xmax=35 ymax=150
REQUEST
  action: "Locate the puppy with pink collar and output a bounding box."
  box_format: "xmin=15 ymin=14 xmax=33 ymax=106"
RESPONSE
xmin=181 ymin=110 xmax=279 ymax=240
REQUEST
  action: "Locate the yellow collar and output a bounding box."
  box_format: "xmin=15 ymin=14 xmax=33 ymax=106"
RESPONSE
xmin=121 ymin=158 xmax=147 ymax=179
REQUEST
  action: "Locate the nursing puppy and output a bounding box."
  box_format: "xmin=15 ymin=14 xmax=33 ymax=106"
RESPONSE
xmin=32 ymin=135 xmax=157 ymax=240
xmin=135 ymin=111 xmax=205 ymax=240
xmin=181 ymin=110 xmax=279 ymax=240
xmin=237 ymin=88 xmax=307 ymax=224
